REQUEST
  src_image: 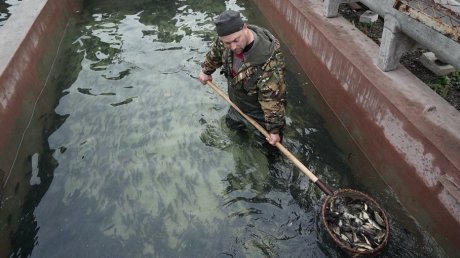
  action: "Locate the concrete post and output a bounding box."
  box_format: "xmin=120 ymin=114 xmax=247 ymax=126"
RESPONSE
xmin=323 ymin=0 xmax=342 ymax=17
xmin=358 ymin=0 xmax=460 ymax=70
xmin=324 ymin=0 xmax=360 ymax=18
xmin=378 ymin=14 xmax=416 ymax=71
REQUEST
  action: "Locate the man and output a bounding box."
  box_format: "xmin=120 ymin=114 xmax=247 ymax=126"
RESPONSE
xmin=198 ymin=10 xmax=287 ymax=147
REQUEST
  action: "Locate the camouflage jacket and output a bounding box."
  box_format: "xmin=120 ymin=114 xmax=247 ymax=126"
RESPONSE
xmin=201 ymin=25 xmax=287 ymax=134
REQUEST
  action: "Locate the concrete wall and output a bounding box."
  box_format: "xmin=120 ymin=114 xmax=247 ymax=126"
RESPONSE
xmin=0 ymin=0 xmax=81 ymax=256
xmin=1 ymin=0 xmax=459 ymax=255
xmin=0 ymin=0 xmax=80 ymax=187
xmin=250 ymin=0 xmax=460 ymax=256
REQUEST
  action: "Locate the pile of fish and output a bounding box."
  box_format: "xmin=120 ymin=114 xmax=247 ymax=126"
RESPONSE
xmin=324 ymin=195 xmax=387 ymax=252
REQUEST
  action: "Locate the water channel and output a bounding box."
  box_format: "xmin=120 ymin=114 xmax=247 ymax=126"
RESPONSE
xmin=1 ymin=0 xmax=449 ymax=257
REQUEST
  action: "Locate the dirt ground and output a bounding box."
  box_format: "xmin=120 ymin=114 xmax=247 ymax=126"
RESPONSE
xmin=338 ymin=3 xmax=460 ymax=112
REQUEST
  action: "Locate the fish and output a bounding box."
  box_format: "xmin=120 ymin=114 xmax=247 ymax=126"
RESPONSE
xmin=325 ymin=195 xmax=387 ymax=252
xmin=374 ymin=210 xmax=385 ymax=227
xmin=355 ymin=242 xmax=374 ymax=250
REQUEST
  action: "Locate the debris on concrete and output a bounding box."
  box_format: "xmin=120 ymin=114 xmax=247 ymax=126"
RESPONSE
xmin=359 ymin=10 xmax=378 ymax=24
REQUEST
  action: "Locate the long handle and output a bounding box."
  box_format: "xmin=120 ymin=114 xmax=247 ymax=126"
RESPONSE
xmin=206 ymin=81 xmax=334 ymax=196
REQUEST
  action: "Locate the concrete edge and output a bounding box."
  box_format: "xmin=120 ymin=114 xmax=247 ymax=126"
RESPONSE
xmin=0 ymin=0 xmax=81 ymax=185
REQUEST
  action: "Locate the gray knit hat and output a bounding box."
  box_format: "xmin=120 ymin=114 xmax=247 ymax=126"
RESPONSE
xmin=214 ymin=10 xmax=244 ymax=36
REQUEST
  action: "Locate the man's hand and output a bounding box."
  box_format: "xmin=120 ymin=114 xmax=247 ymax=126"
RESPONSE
xmin=198 ymin=70 xmax=212 ymax=84
xmin=266 ymin=133 xmax=281 ymax=146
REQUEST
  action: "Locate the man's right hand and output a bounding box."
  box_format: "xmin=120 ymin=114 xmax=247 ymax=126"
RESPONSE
xmin=198 ymin=70 xmax=212 ymax=84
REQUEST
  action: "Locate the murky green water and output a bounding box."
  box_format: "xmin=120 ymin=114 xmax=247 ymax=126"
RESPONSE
xmin=3 ymin=0 xmax=449 ymax=257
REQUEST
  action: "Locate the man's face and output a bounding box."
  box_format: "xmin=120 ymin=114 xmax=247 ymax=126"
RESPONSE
xmin=220 ymin=27 xmax=248 ymax=54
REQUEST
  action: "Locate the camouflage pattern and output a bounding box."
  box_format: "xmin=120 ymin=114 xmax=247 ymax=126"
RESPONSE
xmin=201 ymin=25 xmax=287 ymax=133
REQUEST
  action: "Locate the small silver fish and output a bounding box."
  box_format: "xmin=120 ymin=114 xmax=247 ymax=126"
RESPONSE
xmin=369 ymin=219 xmax=383 ymax=231
xmin=374 ymin=210 xmax=385 ymax=227
xmin=355 ymin=242 xmax=374 ymax=250
xmin=325 ymin=195 xmax=387 ymax=251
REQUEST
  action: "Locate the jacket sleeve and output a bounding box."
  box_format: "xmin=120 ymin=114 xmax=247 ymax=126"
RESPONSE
xmin=201 ymin=37 xmax=225 ymax=75
xmin=257 ymin=50 xmax=287 ymax=134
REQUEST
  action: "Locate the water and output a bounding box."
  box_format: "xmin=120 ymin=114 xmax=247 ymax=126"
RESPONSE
xmin=2 ymin=0 xmax=449 ymax=257
xmin=0 ymin=0 xmax=22 ymax=26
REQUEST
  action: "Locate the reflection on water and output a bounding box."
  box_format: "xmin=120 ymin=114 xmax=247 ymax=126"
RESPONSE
xmin=3 ymin=0 xmax=448 ymax=257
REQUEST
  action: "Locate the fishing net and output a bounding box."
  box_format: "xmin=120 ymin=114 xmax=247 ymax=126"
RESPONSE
xmin=321 ymin=189 xmax=389 ymax=256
